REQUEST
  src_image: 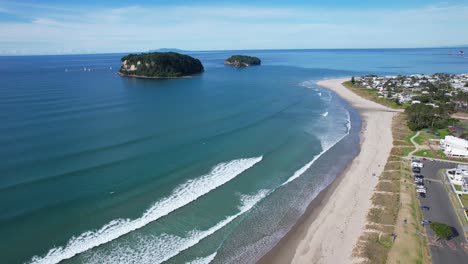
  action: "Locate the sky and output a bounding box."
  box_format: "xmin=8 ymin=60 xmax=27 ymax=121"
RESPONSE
xmin=0 ymin=0 xmax=467 ymax=55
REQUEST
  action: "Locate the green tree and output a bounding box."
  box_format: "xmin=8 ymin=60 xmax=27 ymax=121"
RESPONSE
xmin=351 ymin=76 xmax=355 ymax=85
xmin=430 ymin=222 xmax=453 ymax=240
xmin=404 ymin=103 xmax=454 ymax=131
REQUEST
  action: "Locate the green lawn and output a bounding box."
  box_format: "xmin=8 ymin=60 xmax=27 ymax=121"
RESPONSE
xmin=405 ymin=131 xmax=417 ymax=145
xmin=413 ymin=149 xmax=436 ymax=158
xmin=413 ymin=129 xmax=451 ymax=146
xmin=400 ymin=148 xmax=415 ymax=157
xmin=454 ymin=185 xmax=463 ymax=192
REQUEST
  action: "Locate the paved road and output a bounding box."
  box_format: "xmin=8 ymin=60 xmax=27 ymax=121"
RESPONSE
xmin=417 ymin=159 xmax=468 ymax=263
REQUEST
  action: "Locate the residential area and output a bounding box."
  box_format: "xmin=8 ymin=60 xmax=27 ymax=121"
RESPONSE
xmin=348 ymin=75 xmax=468 ymax=263
xmin=353 ymin=73 xmax=468 ymax=105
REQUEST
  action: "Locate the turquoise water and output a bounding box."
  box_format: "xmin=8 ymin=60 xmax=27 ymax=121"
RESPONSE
xmin=0 ymin=49 xmax=466 ymax=264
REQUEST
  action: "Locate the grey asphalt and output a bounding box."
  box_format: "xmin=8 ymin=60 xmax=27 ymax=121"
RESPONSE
xmin=417 ymin=159 xmax=468 ymax=263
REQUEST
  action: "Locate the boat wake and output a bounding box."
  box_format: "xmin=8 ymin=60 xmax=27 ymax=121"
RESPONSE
xmin=28 ymin=157 xmax=263 ymax=264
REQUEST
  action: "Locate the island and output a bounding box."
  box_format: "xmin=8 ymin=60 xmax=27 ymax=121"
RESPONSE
xmin=224 ymin=55 xmax=261 ymax=68
xmin=118 ymin=52 xmax=204 ymax=78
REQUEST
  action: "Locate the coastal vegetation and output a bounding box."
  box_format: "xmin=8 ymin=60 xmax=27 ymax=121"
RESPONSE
xmin=119 ymin=52 xmax=204 ymax=78
xmin=343 ymin=81 xmax=403 ymax=109
xmin=354 ymin=114 xmax=431 ymax=264
xmin=224 ymin=55 xmax=261 ymax=68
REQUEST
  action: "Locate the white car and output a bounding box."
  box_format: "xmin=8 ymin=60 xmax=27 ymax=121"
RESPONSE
xmin=412 ymin=162 xmax=423 ymax=168
xmin=416 ymin=188 xmax=427 ymax=193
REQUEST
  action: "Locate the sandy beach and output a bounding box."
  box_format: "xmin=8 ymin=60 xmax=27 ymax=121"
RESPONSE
xmin=260 ymin=78 xmax=399 ymax=264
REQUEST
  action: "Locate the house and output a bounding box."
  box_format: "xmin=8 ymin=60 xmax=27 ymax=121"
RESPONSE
xmin=449 ymin=165 xmax=468 ymax=191
xmin=425 ymin=103 xmax=439 ymax=108
xmin=440 ymin=136 xmax=468 ymax=157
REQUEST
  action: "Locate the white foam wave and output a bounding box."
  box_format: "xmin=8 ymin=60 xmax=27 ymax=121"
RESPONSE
xmin=321 ymin=111 xmax=328 ymax=117
xmin=186 ymin=252 xmax=217 ymax=264
xmin=28 ymin=157 xmax=263 ymax=264
xmin=282 ymin=109 xmax=351 ymax=186
xmin=83 ymin=190 xmax=268 ymax=264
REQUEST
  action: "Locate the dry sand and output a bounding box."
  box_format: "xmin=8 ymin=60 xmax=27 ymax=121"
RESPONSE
xmin=260 ymin=78 xmax=399 ymax=264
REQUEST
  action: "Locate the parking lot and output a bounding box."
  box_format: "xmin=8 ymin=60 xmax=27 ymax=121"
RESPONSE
xmin=415 ymin=159 xmax=468 ymax=263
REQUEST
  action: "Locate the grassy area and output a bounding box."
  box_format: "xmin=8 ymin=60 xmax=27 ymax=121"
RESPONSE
xmin=454 ymin=185 xmax=463 ymax=192
xmin=385 ymin=113 xmax=431 ymax=264
xmin=400 ymin=148 xmax=414 ymax=157
xmin=413 ymin=150 xmax=436 ymax=158
xmin=413 ymin=128 xmax=450 ymax=146
xmin=412 ymin=149 xmax=448 ymax=160
xmin=354 ymin=113 xmax=430 ymax=264
xmin=342 ymin=81 xmax=405 ymax=110
xmin=405 ymin=131 xmax=417 ymax=145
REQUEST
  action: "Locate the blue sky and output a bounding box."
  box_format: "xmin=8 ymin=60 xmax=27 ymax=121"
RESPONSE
xmin=0 ymin=0 xmax=467 ymax=54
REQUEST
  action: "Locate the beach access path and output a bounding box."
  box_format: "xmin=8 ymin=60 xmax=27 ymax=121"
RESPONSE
xmin=261 ymin=78 xmax=402 ymax=264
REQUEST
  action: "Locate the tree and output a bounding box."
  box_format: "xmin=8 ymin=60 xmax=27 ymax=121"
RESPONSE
xmin=430 ymin=222 xmax=453 ymax=240
xmin=404 ymin=103 xmax=454 ymax=131
xmin=465 ymin=82 xmax=468 ymax=87
xmin=351 ymin=76 xmax=355 ymax=85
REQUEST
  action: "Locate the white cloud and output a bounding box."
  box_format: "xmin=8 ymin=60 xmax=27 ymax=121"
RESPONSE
xmin=0 ymin=4 xmax=467 ymax=54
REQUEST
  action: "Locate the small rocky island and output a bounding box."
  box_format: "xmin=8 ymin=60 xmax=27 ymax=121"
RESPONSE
xmin=119 ymin=52 xmax=204 ymax=78
xmin=224 ymin=55 xmax=261 ymax=68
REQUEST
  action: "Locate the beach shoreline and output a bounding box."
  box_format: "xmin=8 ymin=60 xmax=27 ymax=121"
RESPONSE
xmin=259 ymin=78 xmax=398 ymax=264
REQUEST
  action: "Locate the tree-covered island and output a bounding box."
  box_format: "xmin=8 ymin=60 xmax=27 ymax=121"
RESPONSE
xmin=119 ymin=52 xmax=204 ymax=78
xmin=224 ymin=55 xmax=261 ymax=68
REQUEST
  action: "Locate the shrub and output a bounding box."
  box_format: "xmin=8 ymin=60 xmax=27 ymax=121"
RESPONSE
xmin=430 ymin=222 xmax=453 ymax=240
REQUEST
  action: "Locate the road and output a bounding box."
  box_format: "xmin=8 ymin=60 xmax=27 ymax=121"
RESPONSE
xmin=418 ymin=159 xmax=468 ymax=263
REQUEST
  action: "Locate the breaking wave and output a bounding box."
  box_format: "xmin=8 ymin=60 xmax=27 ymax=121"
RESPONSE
xmin=28 ymin=157 xmax=263 ymax=264
xmin=82 ymin=190 xmax=269 ymax=264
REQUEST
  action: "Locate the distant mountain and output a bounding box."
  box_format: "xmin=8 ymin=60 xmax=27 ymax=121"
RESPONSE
xmin=148 ymin=48 xmax=188 ymax=53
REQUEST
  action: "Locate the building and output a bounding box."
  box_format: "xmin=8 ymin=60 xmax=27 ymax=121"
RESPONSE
xmin=450 ymin=165 xmax=468 ymax=192
xmin=440 ymin=136 xmax=468 ymax=157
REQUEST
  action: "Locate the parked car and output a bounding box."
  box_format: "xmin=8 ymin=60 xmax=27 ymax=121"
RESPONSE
xmin=416 ymin=188 xmax=427 ymax=193
xmin=421 ymin=219 xmax=432 ymax=225
xmin=419 ymin=192 xmax=426 ymax=198
xmin=420 ymin=206 xmax=430 ymax=210
xmin=412 ymin=162 xmax=423 ymax=168
xmin=412 ymin=167 xmax=421 ymax=173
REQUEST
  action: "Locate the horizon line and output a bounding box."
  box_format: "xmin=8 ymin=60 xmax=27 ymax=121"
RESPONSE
xmin=1 ymin=46 xmax=467 ymax=57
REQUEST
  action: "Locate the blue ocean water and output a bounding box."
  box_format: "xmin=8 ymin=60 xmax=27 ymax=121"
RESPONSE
xmin=0 ymin=49 xmax=466 ymax=264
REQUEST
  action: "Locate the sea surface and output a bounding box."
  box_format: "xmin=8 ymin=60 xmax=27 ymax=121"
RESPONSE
xmin=0 ymin=48 xmax=467 ymax=264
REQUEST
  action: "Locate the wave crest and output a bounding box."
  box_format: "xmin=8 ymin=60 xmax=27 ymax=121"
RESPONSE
xmin=28 ymin=157 xmax=263 ymax=264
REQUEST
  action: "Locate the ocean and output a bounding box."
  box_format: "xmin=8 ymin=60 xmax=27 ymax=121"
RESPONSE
xmin=0 ymin=49 xmax=466 ymax=264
